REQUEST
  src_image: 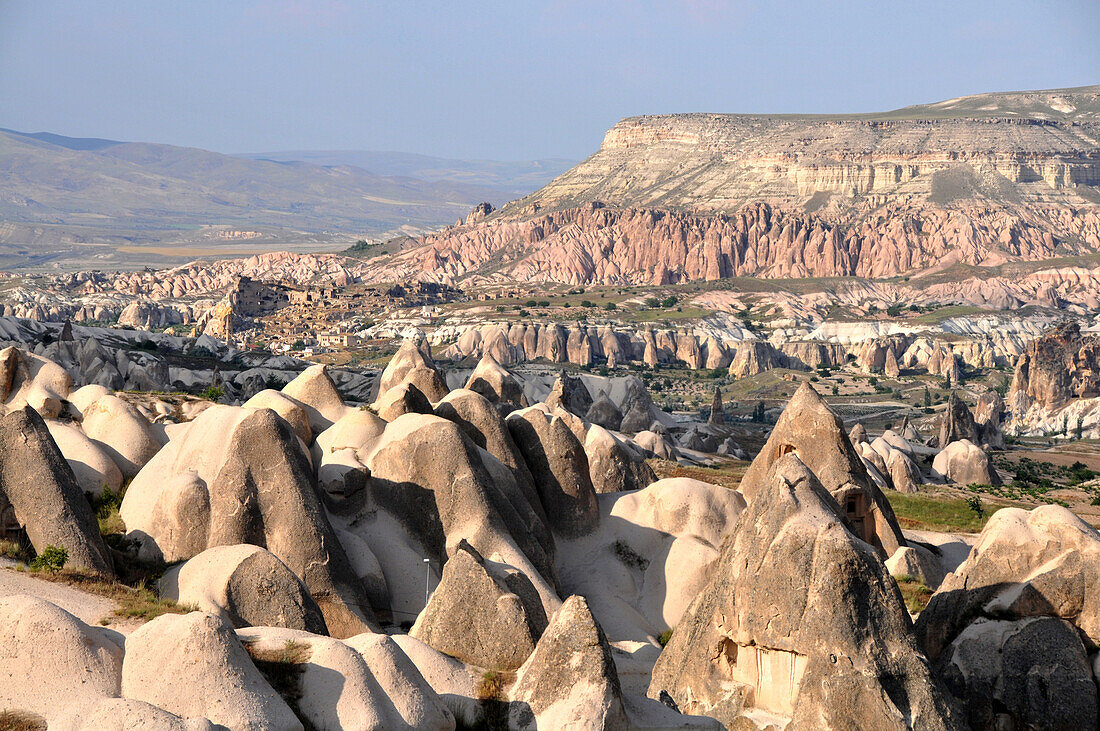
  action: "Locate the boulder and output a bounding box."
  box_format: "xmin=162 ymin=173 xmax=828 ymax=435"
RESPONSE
xmin=585 ymin=392 xmax=623 ymax=431
xmin=433 ymin=389 xmax=544 ymax=525
xmin=313 ymin=408 xmax=387 ymax=499
xmin=69 ymin=383 xmax=111 ymax=414
xmin=885 ymin=545 xmax=945 ymax=589
xmin=931 ymin=439 xmax=1000 ymax=486
xmin=374 ymin=382 xmax=434 ymax=422
xmin=507 ymin=406 xmax=599 ymax=537
xmin=364 ymin=413 xmax=560 ymax=615
xmin=914 ymin=505 xmax=1100 ymax=729
xmin=45 ymin=419 xmax=124 ymax=497
xmin=848 ymin=422 xmax=868 ymax=444
xmin=0 ymin=595 xmax=123 ymax=725
xmin=120 ymin=405 xmax=375 ymax=637
xmin=281 ymin=364 xmax=354 ymax=433
xmin=159 ymin=544 xmax=328 ymax=634
xmin=378 ymin=339 xmax=449 ymax=403
xmin=464 ymin=353 xmax=527 ymax=410
xmin=916 ymin=505 xmax=1100 ymax=661
xmin=80 ymin=394 xmax=162 ymax=478
xmin=544 ymin=370 xmax=593 ymax=417
xmin=74 ymin=698 xmax=216 ymax=731
xmin=0 ymin=407 xmax=114 ymax=576
xmin=585 ymin=424 xmax=657 ymax=494
xmin=122 ymin=612 xmax=299 ymax=730
xmin=938 ymin=617 xmax=1097 ymax=731
xmin=411 ymin=540 xmax=548 ymax=671
xmin=737 ymin=383 xmax=907 ymax=557
xmin=507 ymin=595 xmax=629 ymax=730
xmin=648 ymin=454 xmax=961 ymax=729
xmin=633 ymin=430 xmax=678 ymax=460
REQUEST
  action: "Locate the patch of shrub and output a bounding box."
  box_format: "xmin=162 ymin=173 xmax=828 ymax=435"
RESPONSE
xmin=30 ymin=545 xmax=68 ymax=573
xmin=199 ymin=386 xmax=224 ymax=401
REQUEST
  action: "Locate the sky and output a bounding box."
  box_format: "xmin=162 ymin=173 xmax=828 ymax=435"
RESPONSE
xmin=1 ymin=0 xmax=1097 ymax=161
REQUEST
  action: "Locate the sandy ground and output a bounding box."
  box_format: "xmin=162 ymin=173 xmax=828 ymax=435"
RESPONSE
xmin=0 ymin=560 xmax=141 ymax=633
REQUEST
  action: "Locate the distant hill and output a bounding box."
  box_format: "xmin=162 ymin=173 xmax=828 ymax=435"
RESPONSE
xmin=236 ymin=150 xmax=575 ymax=197
xmin=0 ymin=128 xmax=569 ymax=269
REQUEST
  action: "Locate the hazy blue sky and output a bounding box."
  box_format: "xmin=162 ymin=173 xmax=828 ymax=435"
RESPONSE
xmin=1 ymin=1 xmax=1097 ymax=160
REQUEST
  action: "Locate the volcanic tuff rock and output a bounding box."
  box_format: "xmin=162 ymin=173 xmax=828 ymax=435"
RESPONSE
xmin=0 ymin=407 xmax=115 ymax=576
xmin=1008 ymin=319 xmax=1100 ymax=411
xmin=737 ymin=383 xmax=907 ymax=557
xmin=411 ymin=540 xmax=547 ymax=671
xmin=364 ymin=87 xmax=1100 ymax=286
xmin=119 ymin=405 xmax=376 ymax=637
xmin=649 ymin=454 xmax=961 ymax=729
xmin=915 ymin=506 xmax=1100 ymax=729
xmin=507 ymin=595 xmax=629 ymax=730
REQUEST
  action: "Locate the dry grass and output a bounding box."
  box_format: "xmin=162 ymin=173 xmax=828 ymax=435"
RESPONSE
xmin=15 ymin=567 xmax=193 ymax=621
xmin=894 ymin=574 xmax=934 ymax=614
xmin=244 ymin=640 xmax=314 ymax=727
xmin=648 ymin=458 xmax=746 ymax=490
xmin=0 ymin=710 xmax=47 ymax=731
xmin=476 ymin=670 xmax=511 ymax=702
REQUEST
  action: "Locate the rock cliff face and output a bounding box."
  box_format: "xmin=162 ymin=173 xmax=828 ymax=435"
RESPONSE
xmin=1009 ymin=320 xmax=1100 ymax=411
xmin=364 ymin=86 xmax=1100 ymax=286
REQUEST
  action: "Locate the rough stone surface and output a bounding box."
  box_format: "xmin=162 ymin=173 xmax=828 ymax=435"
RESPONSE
xmin=649 ymin=454 xmax=961 ymax=729
xmin=120 ymin=405 xmax=375 ymax=637
xmin=0 ymin=595 xmax=123 ymax=725
xmin=122 ymin=612 xmax=299 ymax=730
xmin=507 ymin=406 xmax=599 ymax=537
xmin=939 ymin=392 xmax=981 ymax=448
xmin=464 ymin=353 xmax=528 ymax=410
xmin=585 ymin=424 xmax=657 ymax=494
xmin=378 ymin=339 xmax=449 ymax=403
xmin=544 ymin=371 xmax=593 ymax=417
xmin=737 ymin=383 xmax=907 ymax=557
xmin=80 ymin=394 xmax=162 ymax=478
xmin=931 ymin=439 xmax=1001 ymax=486
xmin=508 ymin=595 xmax=629 ymax=730
xmin=411 ymin=540 xmax=547 ymax=671
xmin=159 ymin=544 xmax=328 ymax=634
xmin=0 ymin=407 xmax=114 ymax=576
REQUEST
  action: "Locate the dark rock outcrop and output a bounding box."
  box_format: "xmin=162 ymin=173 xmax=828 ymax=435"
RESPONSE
xmin=0 ymin=407 xmax=114 ymax=577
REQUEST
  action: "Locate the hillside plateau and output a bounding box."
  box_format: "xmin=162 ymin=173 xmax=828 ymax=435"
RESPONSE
xmin=364 ymin=85 xmax=1100 ymax=286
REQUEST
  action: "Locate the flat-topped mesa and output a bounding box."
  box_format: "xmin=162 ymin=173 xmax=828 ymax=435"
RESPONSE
xmin=363 ymin=86 xmax=1100 ymax=287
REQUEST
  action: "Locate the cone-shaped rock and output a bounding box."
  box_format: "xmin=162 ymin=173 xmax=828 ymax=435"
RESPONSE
xmin=508 ymin=595 xmax=628 ymax=730
xmin=120 ymin=405 xmax=375 ymax=637
xmin=411 ymin=540 xmax=548 ymax=671
xmin=464 ymin=353 xmax=528 ymax=410
xmin=737 ymin=383 xmax=906 ymax=556
xmin=649 ymin=454 xmax=962 ymax=729
xmin=0 ymin=407 xmax=114 ymax=577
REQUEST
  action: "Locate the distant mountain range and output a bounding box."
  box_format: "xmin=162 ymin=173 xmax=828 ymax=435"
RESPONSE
xmin=235 ymin=150 xmax=575 ymax=196
xmin=0 ymin=128 xmax=575 ymax=270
